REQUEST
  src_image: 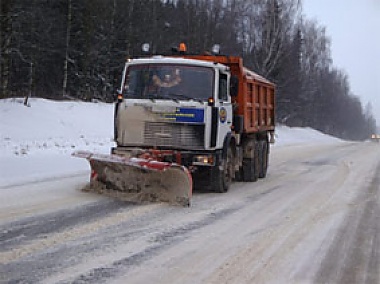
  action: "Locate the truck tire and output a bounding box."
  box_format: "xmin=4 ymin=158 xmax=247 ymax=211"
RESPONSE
xmin=213 ymin=146 xmax=233 ymax=193
xmin=242 ymin=141 xmax=259 ymax=182
xmin=258 ymin=140 xmax=269 ymax=178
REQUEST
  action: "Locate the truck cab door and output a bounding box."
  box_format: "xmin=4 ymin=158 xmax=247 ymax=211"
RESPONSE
xmin=214 ymin=72 xmax=233 ymax=148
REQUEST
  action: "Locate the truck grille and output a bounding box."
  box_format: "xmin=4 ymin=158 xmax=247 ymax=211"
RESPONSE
xmin=144 ymin=122 xmax=205 ymax=149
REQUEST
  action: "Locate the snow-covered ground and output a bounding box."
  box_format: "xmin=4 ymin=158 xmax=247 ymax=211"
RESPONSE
xmin=4 ymin=98 xmax=380 ymax=284
xmin=0 ymin=97 xmax=341 ymax=189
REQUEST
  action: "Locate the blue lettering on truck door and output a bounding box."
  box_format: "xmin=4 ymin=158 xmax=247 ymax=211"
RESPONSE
xmin=161 ymin=108 xmax=204 ymax=124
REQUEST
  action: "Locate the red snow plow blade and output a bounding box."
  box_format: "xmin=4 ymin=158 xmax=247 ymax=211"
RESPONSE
xmin=73 ymin=151 xmax=192 ymax=206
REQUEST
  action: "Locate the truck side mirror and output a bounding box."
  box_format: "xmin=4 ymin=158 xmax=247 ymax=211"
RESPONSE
xmin=230 ymin=76 xmax=238 ymax=97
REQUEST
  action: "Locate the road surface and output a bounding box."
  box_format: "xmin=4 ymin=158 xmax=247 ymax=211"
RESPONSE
xmin=1 ymin=141 xmax=380 ymax=283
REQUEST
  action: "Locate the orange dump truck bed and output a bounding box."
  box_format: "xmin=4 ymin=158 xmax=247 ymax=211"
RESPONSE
xmin=176 ymin=55 xmax=275 ymax=134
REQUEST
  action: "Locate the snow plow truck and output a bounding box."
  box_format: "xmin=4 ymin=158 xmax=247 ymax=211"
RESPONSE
xmin=74 ymin=44 xmax=275 ymax=206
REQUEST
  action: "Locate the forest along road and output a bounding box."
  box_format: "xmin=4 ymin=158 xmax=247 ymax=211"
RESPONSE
xmin=1 ymin=141 xmax=380 ymax=284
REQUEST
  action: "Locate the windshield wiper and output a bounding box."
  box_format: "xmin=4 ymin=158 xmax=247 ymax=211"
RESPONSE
xmin=128 ymin=92 xmax=204 ymax=104
xmin=148 ymin=93 xmax=181 ymax=102
xmin=167 ymin=93 xmax=204 ymax=103
xmin=152 ymin=93 xmax=172 ymax=100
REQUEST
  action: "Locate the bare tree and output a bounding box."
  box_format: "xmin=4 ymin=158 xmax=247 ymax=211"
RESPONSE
xmin=242 ymin=0 xmax=302 ymax=78
xmin=0 ymin=0 xmax=13 ymax=98
xmin=62 ymin=0 xmax=72 ymax=98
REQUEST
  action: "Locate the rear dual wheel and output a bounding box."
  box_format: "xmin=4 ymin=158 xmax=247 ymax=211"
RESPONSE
xmin=241 ymin=141 xmax=259 ymax=182
xmin=240 ymin=139 xmax=269 ymax=182
xmin=212 ymin=139 xmax=269 ymax=191
xmin=258 ymin=140 xmax=269 ymax=178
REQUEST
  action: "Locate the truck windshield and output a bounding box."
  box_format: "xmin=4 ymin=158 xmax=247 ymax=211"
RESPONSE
xmin=122 ymin=64 xmax=214 ymax=102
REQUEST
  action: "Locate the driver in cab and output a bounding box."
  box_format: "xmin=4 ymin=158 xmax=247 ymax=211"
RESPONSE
xmin=152 ymin=69 xmax=181 ymax=88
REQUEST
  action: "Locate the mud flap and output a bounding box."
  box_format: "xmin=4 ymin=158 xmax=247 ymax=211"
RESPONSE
xmin=73 ymin=151 xmax=192 ymax=206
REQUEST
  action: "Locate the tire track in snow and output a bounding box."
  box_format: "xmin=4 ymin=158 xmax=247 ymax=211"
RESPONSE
xmin=0 ymin=203 xmax=160 ymax=266
xmin=0 ymin=171 xmax=88 ymax=190
xmin=315 ymin=162 xmax=380 ymax=284
xmin=0 ymin=204 xmax=241 ymax=284
xmin=58 ymin=207 xmax=241 ymax=284
xmin=0 ymin=200 xmax=129 ymax=251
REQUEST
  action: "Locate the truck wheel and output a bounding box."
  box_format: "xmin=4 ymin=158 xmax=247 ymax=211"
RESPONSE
xmin=242 ymin=141 xmax=259 ymax=182
xmin=213 ymin=146 xmax=233 ymax=193
xmin=258 ymin=140 xmax=269 ymax=178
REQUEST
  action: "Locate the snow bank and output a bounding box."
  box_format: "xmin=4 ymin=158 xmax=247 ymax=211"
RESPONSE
xmin=274 ymin=125 xmax=342 ymax=146
xmin=0 ymin=98 xmax=115 ymax=187
xmin=0 ymin=98 xmax=114 ymax=157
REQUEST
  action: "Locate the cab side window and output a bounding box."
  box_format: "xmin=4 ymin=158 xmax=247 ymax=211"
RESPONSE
xmin=219 ymin=73 xmax=228 ymax=101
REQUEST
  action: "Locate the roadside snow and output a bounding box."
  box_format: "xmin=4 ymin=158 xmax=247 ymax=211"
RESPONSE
xmin=0 ymin=98 xmax=340 ymax=188
xmin=0 ymin=98 xmax=114 ymax=188
xmin=274 ymin=125 xmax=342 ymax=146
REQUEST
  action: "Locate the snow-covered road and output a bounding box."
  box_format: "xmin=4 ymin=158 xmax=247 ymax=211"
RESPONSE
xmin=1 ymin=141 xmax=380 ymax=283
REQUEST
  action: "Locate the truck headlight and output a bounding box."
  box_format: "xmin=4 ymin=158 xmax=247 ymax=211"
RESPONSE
xmin=193 ymin=155 xmax=215 ymax=166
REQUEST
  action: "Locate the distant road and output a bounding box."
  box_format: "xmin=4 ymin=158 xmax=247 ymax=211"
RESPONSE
xmin=1 ymin=141 xmax=380 ymax=283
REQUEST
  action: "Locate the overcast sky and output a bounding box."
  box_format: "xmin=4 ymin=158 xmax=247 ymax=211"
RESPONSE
xmin=302 ymin=0 xmax=380 ymax=124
